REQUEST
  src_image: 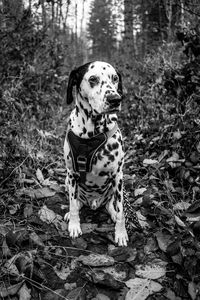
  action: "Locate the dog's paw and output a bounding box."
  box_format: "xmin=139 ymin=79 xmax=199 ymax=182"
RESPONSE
xmin=115 ymin=223 xmax=128 ymax=247
xmin=68 ymin=219 xmax=82 ymax=238
xmin=64 ymin=212 xmax=82 ymax=238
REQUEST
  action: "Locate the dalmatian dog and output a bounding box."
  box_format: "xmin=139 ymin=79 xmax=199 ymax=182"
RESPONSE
xmin=64 ymin=61 xmax=128 ymax=246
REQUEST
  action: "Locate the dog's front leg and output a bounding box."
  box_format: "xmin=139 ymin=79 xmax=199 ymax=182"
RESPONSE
xmin=113 ymin=172 xmax=128 ymax=247
xmin=65 ymin=170 xmax=82 ymax=238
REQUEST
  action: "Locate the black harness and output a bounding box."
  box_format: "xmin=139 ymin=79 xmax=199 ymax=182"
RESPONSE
xmin=66 ymin=123 xmax=118 ymax=184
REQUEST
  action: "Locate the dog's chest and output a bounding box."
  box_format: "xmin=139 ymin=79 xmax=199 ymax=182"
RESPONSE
xmin=65 ymin=129 xmax=123 ymax=186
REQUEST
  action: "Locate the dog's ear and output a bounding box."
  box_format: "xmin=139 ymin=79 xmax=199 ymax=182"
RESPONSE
xmin=66 ymin=69 xmax=77 ymax=105
xmin=66 ymin=62 xmax=92 ymax=104
xmin=117 ymin=72 xmax=123 ymax=97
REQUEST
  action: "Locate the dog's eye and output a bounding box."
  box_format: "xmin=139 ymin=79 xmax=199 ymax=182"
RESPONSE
xmin=89 ymin=76 xmax=99 ymax=86
xmin=112 ymin=74 xmax=119 ymax=83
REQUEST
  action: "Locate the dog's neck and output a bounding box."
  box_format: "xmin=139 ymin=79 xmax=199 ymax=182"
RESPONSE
xmin=69 ymin=94 xmax=118 ymax=138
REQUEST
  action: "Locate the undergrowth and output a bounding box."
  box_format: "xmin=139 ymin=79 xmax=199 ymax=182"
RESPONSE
xmin=1 ymin=32 xmax=200 ymax=299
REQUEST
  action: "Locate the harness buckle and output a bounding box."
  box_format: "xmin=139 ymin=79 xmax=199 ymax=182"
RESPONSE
xmin=77 ymin=155 xmax=87 ymax=172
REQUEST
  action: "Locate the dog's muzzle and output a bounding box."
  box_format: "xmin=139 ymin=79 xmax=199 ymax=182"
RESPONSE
xmin=106 ymin=94 xmax=122 ymax=110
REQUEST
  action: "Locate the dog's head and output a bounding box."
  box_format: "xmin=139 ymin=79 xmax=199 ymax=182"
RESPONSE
xmin=66 ymin=61 xmax=123 ymax=115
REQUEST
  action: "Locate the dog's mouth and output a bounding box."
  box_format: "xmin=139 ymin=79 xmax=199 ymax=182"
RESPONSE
xmin=105 ymin=98 xmax=121 ymax=113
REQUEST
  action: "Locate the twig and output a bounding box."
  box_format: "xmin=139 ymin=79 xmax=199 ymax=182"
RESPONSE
xmin=0 ymin=156 xmax=29 ymax=187
xmin=176 ymin=2 xmax=200 ymax=18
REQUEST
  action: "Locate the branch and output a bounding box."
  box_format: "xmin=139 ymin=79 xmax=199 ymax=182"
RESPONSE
xmin=176 ymin=2 xmax=200 ymax=18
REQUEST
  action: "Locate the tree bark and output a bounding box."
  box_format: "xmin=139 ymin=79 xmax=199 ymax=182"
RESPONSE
xmin=40 ymin=0 xmax=47 ymax=28
xmin=141 ymin=0 xmax=147 ymax=58
xmin=164 ymin=0 xmax=173 ymax=41
xmin=124 ymin=0 xmax=134 ymax=59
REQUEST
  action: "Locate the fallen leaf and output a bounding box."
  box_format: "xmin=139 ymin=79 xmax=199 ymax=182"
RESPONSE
xmin=18 ymin=283 xmax=31 ymax=300
xmin=173 ymin=130 xmax=182 ymax=139
xmin=136 ymin=211 xmax=149 ymax=228
xmin=166 ymin=240 xmax=180 ymax=256
xmin=38 ymin=205 xmax=59 ymax=223
xmin=95 ymin=293 xmax=110 ymax=300
xmin=6 ymin=229 xmax=28 ymax=247
xmin=24 ymin=203 xmax=33 ymax=218
xmin=187 ymin=216 xmax=200 ymax=222
xmin=166 ymin=152 xmax=185 ymax=168
xmin=95 ymin=224 xmax=115 ymax=232
xmin=164 ymin=179 xmax=176 ymax=192
xmin=0 ymin=222 xmax=12 ymax=236
xmin=64 ymin=282 xmax=77 ymax=291
xmin=85 ymin=269 xmax=123 ymax=289
xmin=173 ymin=201 xmax=190 ymax=211
xmin=185 ymin=200 xmax=200 ymax=216
xmin=155 ymin=230 xmax=172 ymax=252
xmin=2 ymin=239 xmax=12 ymax=257
xmin=134 ymin=188 xmax=147 ymax=196
xmin=53 ymin=265 xmax=71 ymax=280
xmin=67 ymin=287 xmax=84 ymax=300
xmin=38 ymin=205 xmax=67 ymax=231
xmin=81 ymin=223 xmax=98 ymax=234
xmin=0 ymin=281 xmax=25 ymax=298
xmin=144 ymin=237 xmax=158 ymax=254
xmin=158 ymin=149 xmax=168 ymax=162
xmin=135 ymin=263 xmax=166 ymax=279
xmin=43 ymin=289 xmax=68 ymax=300
xmin=34 ymin=187 xmax=56 ymax=199
xmin=36 ymin=168 xmax=44 ymax=183
xmin=126 ymin=248 xmax=138 ymax=262
xmin=143 ymin=159 xmax=159 ymax=166
xmin=108 ymin=246 xmax=131 ymax=262
xmin=165 ymin=288 xmax=177 ymax=300
xmin=29 ymin=232 xmax=45 ymax=247
xmin=188 ymin=281 xmax=196 ymax=300
xmin=197 ymin=141 xmax=200 ymax=153
xmin=125 ymin=278 xmax=162 ymax=300
xmin=71 ymin=236 xmax=87 ymax=249
xmin=166 ymin=152 xmax=179 ymax=162
xmin=42 ymin=178 xmax=58 ymax=187
xmin=54 ymin=168 xmax=66 ymax=174
xmin=174 ymin=215 xmax=186 ymax=228
xmin=77 ymin=253 xmax=115 ymax=267
xmin=102 ymin=266 xmax=127 ymax=281
xmin=3 ymin=255 xmax=20 ymax=276
xmin=8 ymin=204 xmax=20 ymax=215
xmin=22 ymin=187 xmax=56 ymax=199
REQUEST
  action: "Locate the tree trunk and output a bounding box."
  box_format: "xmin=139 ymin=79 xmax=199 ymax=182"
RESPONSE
xmin=164 ymin=0 xmax=173 ymax=41
xmin=124 ymin=0 xmax=134 ymax=60
xmin=141 ymin=0 xmax=147 ymax=58
xmin=80 ymin=0 xmax=85 ymax=35
xmin=40 ymin=0 xmax=47 ymax=28
xmin=179 ymin=0 xmax=184 ymax=26
xmin=29 ymin=0 xmax=32 ymax=10
xmin=51 ymin=0 xmax=55 ymax=33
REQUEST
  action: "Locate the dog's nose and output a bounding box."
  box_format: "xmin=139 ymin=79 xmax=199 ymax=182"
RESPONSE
xmin=106 ymin=94 xmax=122 ymax=106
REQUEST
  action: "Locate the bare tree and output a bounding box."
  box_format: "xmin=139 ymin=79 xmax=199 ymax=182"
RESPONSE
xmin=124 ymin=0 xmax=134 ymax=59
xmin=40 ymin=0 xmax=47 ymax=28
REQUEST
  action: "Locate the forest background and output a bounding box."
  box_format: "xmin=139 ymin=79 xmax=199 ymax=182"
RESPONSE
xmin=1 ymin=0 xmax=200 ymax=299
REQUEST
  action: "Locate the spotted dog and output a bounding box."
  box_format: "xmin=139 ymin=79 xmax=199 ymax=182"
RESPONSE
xmin=64 ymin=61 xmax=128 ymax=246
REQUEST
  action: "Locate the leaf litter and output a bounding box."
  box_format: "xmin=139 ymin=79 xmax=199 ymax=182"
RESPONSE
xmin=2 ymin=62 xmax=200 ymax=299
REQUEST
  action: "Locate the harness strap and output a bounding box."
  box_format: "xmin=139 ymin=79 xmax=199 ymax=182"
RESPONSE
xmin=66 ymin=123 xmax=118 ymax=184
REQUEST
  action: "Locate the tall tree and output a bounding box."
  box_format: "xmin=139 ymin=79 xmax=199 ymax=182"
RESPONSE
xmin=88 ymin=0 xmax=117 ymax=60
xmin=124 ymin=0 xmax=134 ymax=59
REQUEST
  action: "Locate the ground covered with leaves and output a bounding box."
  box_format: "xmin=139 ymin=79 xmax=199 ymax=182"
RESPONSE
xmin=1 ymin=50 xmax=200 ymax=299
